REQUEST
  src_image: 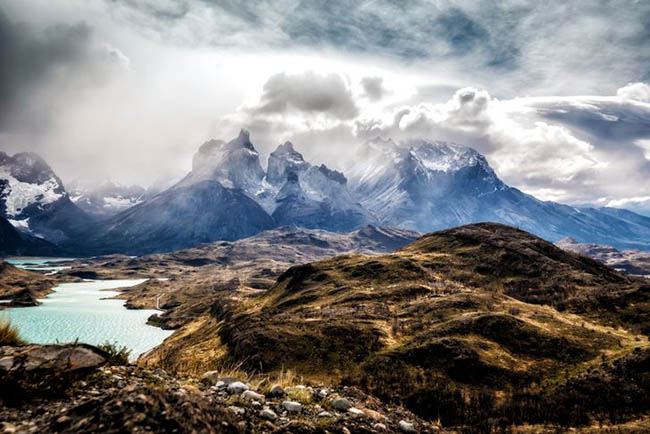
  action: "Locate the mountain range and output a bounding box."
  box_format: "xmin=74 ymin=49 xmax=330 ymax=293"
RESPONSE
xmin=2 ymin=130 xmax=650 ymax=255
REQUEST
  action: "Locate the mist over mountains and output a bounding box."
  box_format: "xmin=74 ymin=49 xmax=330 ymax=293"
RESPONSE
xmin=2 ymin=130 xmax=650 ymax=255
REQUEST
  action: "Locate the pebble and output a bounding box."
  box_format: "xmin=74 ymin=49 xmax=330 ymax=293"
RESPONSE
xmin=227 ymin=381 xmax=249 ymax=394
xmin=241 ymin=390 xmax=265 ymax=403
xmin=259 ymin=408 xmax=277 ymax=421
xmin=317 ymin=411 xmax=333 ymax=418
xmin=363 ymin=408 xmax=387 ymax=420
xmin=399 ymin=420 xmax=416 ymax=433
xmin=348 ymin=407 xmax=364 ymax=417
xmin=226 ymin=406 xmax=245 ymax=416
xmin=373 ymin=423 xmax=388 ymax=431
xmin=1 ymin=422 xmax=17 ymax=434
xmin=332 ymin=397 xmax=353 ymax=411
xmin=281 ymin=401 xmax=302 ymax=413
xmin=318 ymin=388 xmax=329 ymax=398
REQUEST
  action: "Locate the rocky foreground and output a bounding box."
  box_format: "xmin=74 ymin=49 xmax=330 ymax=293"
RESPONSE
xmin=0 ymin=344 xmax=442 ymax=434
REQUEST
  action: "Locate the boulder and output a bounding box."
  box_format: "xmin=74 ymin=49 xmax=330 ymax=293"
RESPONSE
xmin=0 ymin=344 xmax=107 ymax=375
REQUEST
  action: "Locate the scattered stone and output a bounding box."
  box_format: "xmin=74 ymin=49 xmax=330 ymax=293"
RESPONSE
xmin=318 ymin=388 xmax=329 ymax=399
xmin=331 ymin=397 xmax=353 ymax=411
xmin=348 ymin=407 xmax=364 ymax=417
xmin=399 ymin=420 xmax=416 ymax=433
xmin=227 ymin=406 xmax=246 ymax=416
xmin=241 ymin=390 xmax=265 ymax=403
xmin=259 ymin=408 xmax=277 ymax=421
xmin=363 ymin=408 xmax=387 ymax=421
xmin=268 ymin=384 xmax=285 ymax=398
xmin=282 ymin=401 xmax=302 ymax=413
xmin=227 ymin=381 xmax=249 ymax=394
xmin=373 ymin=423 xmax=388 ymax=431
xmin=1 ymin=422 xmax=17 ymax=434
xmin=0 ymin=344 xmax=106 ymax=374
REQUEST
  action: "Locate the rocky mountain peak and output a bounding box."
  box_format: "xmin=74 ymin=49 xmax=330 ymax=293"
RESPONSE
xmin=225 ymin=129 xmax=256 ymax=152
xmin=181 ymin=131 xmax=264 ymax=191
xmin=316 ymin=164 xmax=347 ymax=185
xmin=267 ymin=141 xmax=309 ymax=186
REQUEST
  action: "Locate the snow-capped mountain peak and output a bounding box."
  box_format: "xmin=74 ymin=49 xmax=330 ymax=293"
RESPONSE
xmin=0 ymin=151 xmax=90 ymax=242
xmin=0 ymin=152 xmax=66 ymax=219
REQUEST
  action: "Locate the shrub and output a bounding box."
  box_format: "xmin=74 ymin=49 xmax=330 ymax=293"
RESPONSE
xmin=98 ymin=341 xmax=131 ymax=366
xmin=0 ymin=317 xmax=25 ymax=346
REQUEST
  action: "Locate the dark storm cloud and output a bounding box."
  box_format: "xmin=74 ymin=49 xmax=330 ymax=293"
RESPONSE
xmin=0 ymin=8 xmax=126 ymax=132
xmin=0 ymin=10 xmax=91 ymax=130
xmin=254 ymin=72 xmax=359 ymax=119
xmin=532 ymin=99 xmax=650 ymax=145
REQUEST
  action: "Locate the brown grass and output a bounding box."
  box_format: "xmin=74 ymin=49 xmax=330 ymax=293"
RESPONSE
xmin=0 ymin=317 xmax=25 ymax=346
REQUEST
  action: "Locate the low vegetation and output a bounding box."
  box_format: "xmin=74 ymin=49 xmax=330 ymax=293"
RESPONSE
xmin=97 ymin=341 xmax=131 ymax=366
xmin=0 ymin=317 xmax=25 ymax=346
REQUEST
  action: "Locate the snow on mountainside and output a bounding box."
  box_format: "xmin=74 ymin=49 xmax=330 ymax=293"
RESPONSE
xmin=266 ymin=141 xmax=374 ymax=230
xmin=348 ymin=138 xmax=650 ymax=250
xmin=68 ymin=180 xmax=147 ymax=218
xmin=0 ymin=152 xmax=91 ymax=242
xmin=0 ymin=153 xmax=65 ymax=219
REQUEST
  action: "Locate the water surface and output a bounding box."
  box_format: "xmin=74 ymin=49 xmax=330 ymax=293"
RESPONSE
xmin=5 ymin=279 xmax=173 ymax=358
xmin=6 ymin=257 xmax=73 ymax=273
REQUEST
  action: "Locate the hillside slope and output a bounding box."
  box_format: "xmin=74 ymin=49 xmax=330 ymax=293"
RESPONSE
xmin=152 ymin=223 xmax=650 ymax=429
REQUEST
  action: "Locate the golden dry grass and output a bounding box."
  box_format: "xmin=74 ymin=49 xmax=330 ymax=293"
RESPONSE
xmin=0 ymin=316 xmax=25 ymax=346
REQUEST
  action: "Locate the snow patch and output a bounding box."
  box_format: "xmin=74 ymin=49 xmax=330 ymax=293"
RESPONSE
xmin=0 ymin=168 xmax=63 ymax=217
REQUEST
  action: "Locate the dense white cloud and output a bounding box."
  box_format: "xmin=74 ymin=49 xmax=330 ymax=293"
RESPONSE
xmin=617 ymin=82 xmax=650 ymax=103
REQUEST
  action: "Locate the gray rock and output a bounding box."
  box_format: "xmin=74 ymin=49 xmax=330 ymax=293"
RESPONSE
xmin=242 ymin=390 xmax=265 ymax=403
xmin=331 ymin=397 xmax=352 ymax=411
xmin=399 ymin=420 xmax=416 ymax=433
xmin=227 ymin=381 xmax=249 ymax=394
xmin=259 ymin=408 xmax=277 ymax=421
xmin=227 ymin=406 xmax=246 ymax=416
xmin=282 ymin=400 xmax=302 ymax=413
xmin=317 ymin=411 xmax=333 ymax=418
xmin=0 ymin=344 xmax=106 ymax=374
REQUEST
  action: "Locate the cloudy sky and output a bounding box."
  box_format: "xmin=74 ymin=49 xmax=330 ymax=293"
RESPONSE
xmin=1 ymin=0 xmax=649 ymax=213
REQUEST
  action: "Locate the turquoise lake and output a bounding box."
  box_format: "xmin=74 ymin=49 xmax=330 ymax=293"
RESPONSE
xmin=3 ymin=278 xmax=174 ymax=359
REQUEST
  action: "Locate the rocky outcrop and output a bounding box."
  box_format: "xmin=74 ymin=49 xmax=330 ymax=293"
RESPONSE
xmin=0 ymin=348 xmax=443 ymax=433
xmin=0 ymin=344 xmax=107 ymax=374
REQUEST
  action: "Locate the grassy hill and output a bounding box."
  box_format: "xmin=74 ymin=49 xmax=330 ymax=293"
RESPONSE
xmin=143 ymin=223 xmax=650 ymax=430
